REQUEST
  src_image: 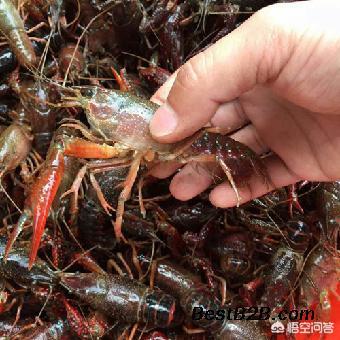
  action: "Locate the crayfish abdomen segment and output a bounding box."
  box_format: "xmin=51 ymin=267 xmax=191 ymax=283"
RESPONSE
xmin=60 ymin=272 xmax=183 ymax=328
xmin=180 ymin=132 xmax=268 ymax=187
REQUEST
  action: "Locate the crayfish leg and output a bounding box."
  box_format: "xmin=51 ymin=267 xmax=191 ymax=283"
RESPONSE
xmin=111 ymin=67 xmax=129 ymax=92
xmin=218 ymin=157 xmax=241 ymax=207
xmin=61 ymin=121 xmax=102 ymax=143
xmin=287 ymin=184 xmax=304 ymax=217
xmin=72 ymin=251 xmax=107 ymax=275
xmin=138 ymin=174 xmax=147 ymax=218
xmin=63 ymin=297 xmax=91 ymax=337
xmin=89 ymin=172 xmax=115 ymax=215
xmin=114 ymin=153 xmax=143 ymax=240
xmin=60 ymin=164 xmax=87 ymax=219
xmin=4 ymin=209 xmax=32 ymax=262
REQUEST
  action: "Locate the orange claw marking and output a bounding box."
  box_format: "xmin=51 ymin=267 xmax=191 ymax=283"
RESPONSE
xmin=63 ymin=297 xmax=90 ymax=337
xmin=27 ymin=148 xmax=65 ymax=269
xmin=64 ymin=138 xmax=121 ymax=159
xmin=111 ymin=67 xmax=129 ymax=92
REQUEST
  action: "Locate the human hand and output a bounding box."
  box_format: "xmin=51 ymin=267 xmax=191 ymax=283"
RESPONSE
xmin=149 ymin=0 xmax=340 ymax=208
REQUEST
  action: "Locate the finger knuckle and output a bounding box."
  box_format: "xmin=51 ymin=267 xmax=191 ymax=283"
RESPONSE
xmin=249 ymin=4 xmax=292 ymax=82
xmin=255 ymin=3 xmax=283 ymax=26
xmin=251 ymin=128 xmax=267 ymax=154
xmin=176 ymin=53 xmax=210 ymax=91
xmin=260 ymin=3 xmax=304 ymax=38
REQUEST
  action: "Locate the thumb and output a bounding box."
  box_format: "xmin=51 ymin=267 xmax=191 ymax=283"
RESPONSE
xmin=149 ymin=2 xmax=296 ymax=143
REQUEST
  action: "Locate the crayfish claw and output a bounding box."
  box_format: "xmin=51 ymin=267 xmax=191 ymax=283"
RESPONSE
xmin=27 ymin=149 xmax=65 ymax=269
xmin=4 ymin=209 xmax=31 ymax=262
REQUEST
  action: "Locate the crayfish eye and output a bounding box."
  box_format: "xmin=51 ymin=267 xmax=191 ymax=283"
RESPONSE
xmin=81 ymin=87 xmax=97 ymax=97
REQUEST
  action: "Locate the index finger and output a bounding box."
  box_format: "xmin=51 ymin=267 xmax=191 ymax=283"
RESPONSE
xmin=149 ymin=3 xmax=296 ymax=143
xmin=150 ymin=72 xmax=177 ymax=105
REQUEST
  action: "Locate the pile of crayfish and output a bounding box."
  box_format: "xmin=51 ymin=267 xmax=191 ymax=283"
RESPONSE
xmin=0 ymin=0 xmax=338 ymax=339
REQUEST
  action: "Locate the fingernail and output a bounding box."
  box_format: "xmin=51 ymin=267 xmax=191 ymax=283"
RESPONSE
xmin=150 ymin=103 xmax=178 ymax=137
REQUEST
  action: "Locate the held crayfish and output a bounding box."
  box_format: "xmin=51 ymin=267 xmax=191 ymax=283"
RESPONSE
xmin=60 ymin=86 xmax=268 ymax=228
xmin=4 ymin=85 xmax=268 ymax=268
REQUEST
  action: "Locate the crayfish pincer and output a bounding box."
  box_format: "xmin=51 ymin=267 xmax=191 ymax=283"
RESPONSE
xmin=3 ymin=126 xmax=82 ymax=269
xmin=0 ymin=0 xmax=36 ymax=67
xmin=58 ymin=87 xmax=268 ymax=239
xmin=60 ymin=272 xmax=183 ymax=328
xmin=0 ymin=123 xmax=33 ymax=178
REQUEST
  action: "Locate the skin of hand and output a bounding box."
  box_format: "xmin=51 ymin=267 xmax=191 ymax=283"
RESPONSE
xmin=148 ymin=0 xmax=340 ymax=208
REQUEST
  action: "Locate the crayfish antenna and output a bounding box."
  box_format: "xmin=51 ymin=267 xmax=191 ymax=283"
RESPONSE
xmin=4 ymin=210 xmax=31 ymax=262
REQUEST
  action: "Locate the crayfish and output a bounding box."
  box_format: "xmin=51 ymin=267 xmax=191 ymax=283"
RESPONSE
xmin=4 ymin=82 xmax=268 ymax=269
